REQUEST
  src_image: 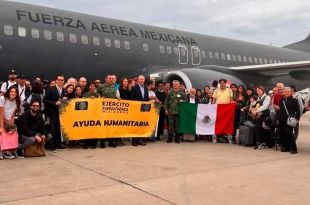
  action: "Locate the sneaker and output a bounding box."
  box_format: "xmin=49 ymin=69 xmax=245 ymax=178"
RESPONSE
xmin=3 ymin=152 xmax=15 ymax=159
xmin=212 ymin=138 xmax=217 ymax=144
xmin=0 ymin=152 xmax=3 ymax=160
xmin=257 ymin=143 xmax=267 ymax=150
xmin=15 ymin=150 xmax=25 ymax=159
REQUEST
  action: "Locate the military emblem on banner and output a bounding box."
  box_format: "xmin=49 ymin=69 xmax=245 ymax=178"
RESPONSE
xmin=75 ymin=101 xmax=88 ymax=110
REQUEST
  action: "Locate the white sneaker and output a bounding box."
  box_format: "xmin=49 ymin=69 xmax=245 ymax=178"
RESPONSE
xmin=3 ymin=152 xmax=15 ymax=159
xmin=257 ymin=143 xmax=267 ymax=150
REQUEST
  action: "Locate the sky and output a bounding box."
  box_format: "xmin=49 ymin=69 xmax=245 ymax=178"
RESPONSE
xmin=9 ymin=0 xmax=310 ymax=47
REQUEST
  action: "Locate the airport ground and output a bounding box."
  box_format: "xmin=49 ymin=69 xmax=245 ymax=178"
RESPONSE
xmin=0 ymin=113 xmax=310 ymax=205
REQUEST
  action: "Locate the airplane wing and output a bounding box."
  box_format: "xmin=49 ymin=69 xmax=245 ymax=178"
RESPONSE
xmin=229 ymin=61 xmax=310 ymax=80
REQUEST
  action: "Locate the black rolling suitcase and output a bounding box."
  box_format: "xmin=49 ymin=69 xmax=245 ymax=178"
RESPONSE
xmin=239 ymin=125 xmax=254 ymax=146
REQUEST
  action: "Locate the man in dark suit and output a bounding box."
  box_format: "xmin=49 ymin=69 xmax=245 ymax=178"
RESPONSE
xmin=131 ymin=75 xmax=149 ymax=146
xmin=43 ymin=74 xmax=66 ymax=150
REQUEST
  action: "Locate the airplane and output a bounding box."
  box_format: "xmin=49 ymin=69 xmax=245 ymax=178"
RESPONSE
xmin=0 ymin=0 xmax=310 ymax=91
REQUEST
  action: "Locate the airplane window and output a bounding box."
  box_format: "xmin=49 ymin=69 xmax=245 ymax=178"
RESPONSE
xmin=56 ymin=32 xmax=64 ymax=42
xmin=124 ymin=41 xmax=130 ymax=50
xmin=167 ymin=46 xmax=172 ymax=54
xmin=194 ymin=50 xmax=199 ymax=57
xmin=93 ymin=37 xmax=100 ymax=46
xmin=264 ymin=58 xmax=268 ymax=64
xmin=4 ymin=25 xmax=13 ymax=36
xmin=238 ymin=55 xmax=242 ymax=62
xmin=105 ymin=38 xmax=112 ymax=47
xmin=159 ymin=45 xmax=165 ymax=54
xmin=31 ymin=29 xmax=39 ymax=39
xmin=215 ymin=52 xmax=219 ymax=60
xmin=143 ymin=43 xmax=149 ymax=52
xmin=259 ymin=58 xmax=263 ymax=64
xmin=232 ymin=55 xmax=237 ymax=61
xmin=201 ymin=51 xmax=206 ymax=58
xmin=208 ymin=51 xmax=213 ymax=59
xmin=69 ymin=33 xmax=77 ymax=43
xmin=227 ymin=54 xmax=231 ymax=61
xmin=249 ymin=57 xmax=253 ymax=63
xmin=44 ymin=30 xmax=52 ymax=40
xmin=254 ymin=57 xmax=258 ymax=64
xmin=81 ymin=35 xmax=89 ymax=45
xmin=180 ymin=48 xmax=186 ymax=56
xmin=221 ymin=53 xmax=226 ymax=60
xmin=114 ymin=40 xmax=121 ymax=48
xmin=174 ymin=47 xmax=179 ymax=55
xmin=243 ymin=56 xmax=247 ymax=63
xmin=18 ymin=27 xmax=26 ymax=37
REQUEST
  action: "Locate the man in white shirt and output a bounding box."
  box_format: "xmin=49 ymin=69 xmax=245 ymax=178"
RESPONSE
xmin=188 ymin=88 xmax=199 ymax=104
xmin=0 ymin=70 xmax=17 ymax=96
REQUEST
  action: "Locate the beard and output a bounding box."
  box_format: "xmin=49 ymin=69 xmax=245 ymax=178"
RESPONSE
xmin=31 ymin=109 xmax=40 ymax=114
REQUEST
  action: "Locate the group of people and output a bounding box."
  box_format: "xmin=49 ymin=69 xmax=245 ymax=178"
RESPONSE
xmin=0 ymin=69 xmax=309 ymax=159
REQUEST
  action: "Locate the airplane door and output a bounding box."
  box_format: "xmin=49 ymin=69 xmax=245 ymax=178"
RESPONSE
xmin=191 ymin=46 xmax=201 ymax=66
xmin=178 ymin=44 xmax=188 ymax=64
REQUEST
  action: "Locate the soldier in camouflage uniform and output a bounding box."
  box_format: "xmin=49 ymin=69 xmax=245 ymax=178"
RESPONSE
xmin=164 ymin=80 xmax=187 ymax=143
xmin=97 ymin=75 xmax=117 ymax=99
xmin=96 ymin=75 xmax=117 ymax=148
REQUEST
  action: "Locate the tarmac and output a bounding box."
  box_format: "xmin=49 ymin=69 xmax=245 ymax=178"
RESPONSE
xmin=0 ymin=113 xmax=309 ymax=205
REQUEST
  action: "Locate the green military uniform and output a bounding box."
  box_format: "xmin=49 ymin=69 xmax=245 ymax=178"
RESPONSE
xmin=96 ymin=83 xmax=118 ymax=147
xmin=97 ymin=83 xmax=116 ymax=99
xmin=83 ymin=91 xmax=99 ymax=98
xmin=164 ymin=89 xmax=187 ymax=143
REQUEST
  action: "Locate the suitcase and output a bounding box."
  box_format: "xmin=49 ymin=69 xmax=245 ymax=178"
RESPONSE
xmin=238 ymin=125 xmax=254 ymax=146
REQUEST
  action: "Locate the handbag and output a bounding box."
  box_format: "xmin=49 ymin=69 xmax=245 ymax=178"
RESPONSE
xmin=283 ymin=101 xmax=297 ymax=127
xmin=24 ymin=142 xmax=46 ymax=157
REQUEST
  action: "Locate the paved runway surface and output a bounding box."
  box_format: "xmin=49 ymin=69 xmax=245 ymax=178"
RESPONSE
xmin=1 ymin=113 xmax=309 ymax=205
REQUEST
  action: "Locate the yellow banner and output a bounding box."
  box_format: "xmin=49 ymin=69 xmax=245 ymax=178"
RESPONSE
xmin=59 ymin=98 xmax=159 ymax=140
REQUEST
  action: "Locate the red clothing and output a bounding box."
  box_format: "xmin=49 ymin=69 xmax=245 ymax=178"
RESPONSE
xmin=273 ymin=94 xmax=284 ymax=106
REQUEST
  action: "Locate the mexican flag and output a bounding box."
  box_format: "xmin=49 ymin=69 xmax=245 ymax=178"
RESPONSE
xmin=179 ymin=103 xmax=237 ymax=135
